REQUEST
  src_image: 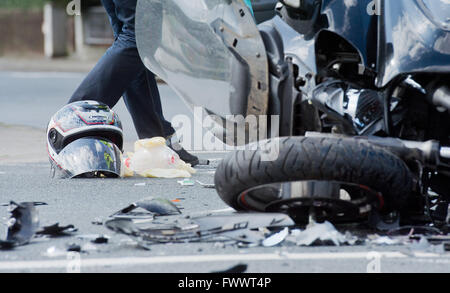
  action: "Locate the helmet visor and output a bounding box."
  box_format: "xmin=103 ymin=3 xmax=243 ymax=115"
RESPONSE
xmin=51 ymin=137 xmax=123 ymax=179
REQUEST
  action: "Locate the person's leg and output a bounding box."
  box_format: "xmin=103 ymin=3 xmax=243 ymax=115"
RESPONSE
xmin=69 ymin=44 xmax=127 ymax=107
xmin=69 ymin=41 xmax=165 ymax=138
xmin=143 ymin=70 xmax=199 ymax=166
xmin=122 ymin=70 xmax=200 ymax=166
xmin=121 ymin=70 xmax=169 ymax=139
xmin=145 ymin=70 xmax=175 ymax=137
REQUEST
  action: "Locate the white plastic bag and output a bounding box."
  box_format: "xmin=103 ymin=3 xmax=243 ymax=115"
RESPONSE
xmin=123 ymin=137 xmax=196 ymax=178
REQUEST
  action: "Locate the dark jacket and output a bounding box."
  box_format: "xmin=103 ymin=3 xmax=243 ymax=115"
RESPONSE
xmin=101 ymin=0 xmax=137 ymax=47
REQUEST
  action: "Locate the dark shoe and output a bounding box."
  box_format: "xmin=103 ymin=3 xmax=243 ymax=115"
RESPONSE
xmin=167 ymin=140 xmax=199 ymax=167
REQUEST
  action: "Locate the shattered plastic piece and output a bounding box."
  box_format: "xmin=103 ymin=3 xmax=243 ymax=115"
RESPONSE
xmin=105 ymin=218 xmax=142 ymax=236
xmin=409 ymin=237 xmax=445 ymax=254
xmin=193 ymin=213 xmax=295 ymax=231
xmin=77 ymin=234 xmax=110 ymax=244
xmin=196 ymin=180 xmax=215 ymax=189
xmin=134 ymin=183 xmax=146 ymax=187
xmin=212 ymin=264 xmax=248 ymax=273
xmin=105 ymin=211 xmax=295 ymax=246
xmin=291 ymin=221 xmax=355 ymax=246
xmin=111 ymin=197 xmax=181 ymax=219
xmin=91 ymin=235 xmax=109 ymax=244
xmin=221 ymin=229 xmax=266 ymax=244
xmin=136 ymin=198 xmax=181 ymax=216
xmin=112 ymin=211 xmax=155 ymax=221
xmin=124 ymin=138 xmax=196 ymax=178
xmin=262 ymin=228 xmax=289 ymax=247
xmin=67 ymin=243 xmax=82 ymax=252
xmin=1 ymin=202 xmax=45 ymax=248
xmin=178 ymin=179 xmax=195 ymax=186
xmin=36 ymin=223 xmax=78 ymax=237
xmin=369 ymin=235 xmax=401 ymax=246
xmin=0 ymin=240 xmax=15 ymax=250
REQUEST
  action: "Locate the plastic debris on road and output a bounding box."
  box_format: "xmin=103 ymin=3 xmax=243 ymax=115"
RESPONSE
xmin=0 ymin=201 xmax=46 ymax=249
xmin=111 ymin=197 xmax=181 ymax=220
xmin=262 ymin=227 xmax=289 ymax=247
xmin=196 ymin=180 xmax=215 ymax=188
xmin=77 ymin=234 xmax=110 ymax=244
xmin=104 ymin=212 xmax=296 ymax=248
xmin=368 ymin=235 xmax=402 ymax=245
xmin=408 ymin=236 xmax=446 ymax=254
xmin=36 ymin=223 xmax=78 ymax=237
xmin=123 ymin=137 xmax=196 ymax=178
xmin=178 ymin=179 xmax=195 ymax=186
xmin=0 ymin=202 xmax=81 ymax=251
xmin=287 ymin=220 xmax=359 ymax=246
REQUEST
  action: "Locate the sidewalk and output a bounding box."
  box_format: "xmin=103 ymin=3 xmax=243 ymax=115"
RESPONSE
xmin=0 ymin=55 xmax=166 ymax=83
xmin=0 ymin=123 xmax=47 ymax=164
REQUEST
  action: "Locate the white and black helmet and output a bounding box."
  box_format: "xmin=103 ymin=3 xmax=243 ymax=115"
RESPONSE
xmin=47 ymin=101 xmax=124 ymax=179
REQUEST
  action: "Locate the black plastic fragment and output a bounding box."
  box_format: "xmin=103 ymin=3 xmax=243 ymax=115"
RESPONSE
xmin=67 ymin=243 xmax=82 ymax=252
xmin=0 ymin=240 xmax=16 ymax=250
xmin=111 ymin=197 xmax=181 ymax=219
xmin=36 ymin=223 xmax=78 ymax=237
xmin=105 ymin=212 xmax=295 ymax=246
xmin=91 ymin=236 xmax=109 ymax=244
xmin=2 ymin=201 xmax=44 ymax=248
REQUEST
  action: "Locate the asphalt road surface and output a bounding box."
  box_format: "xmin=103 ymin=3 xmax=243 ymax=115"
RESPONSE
xmin=1 ymin=71 xmax=450 ymax=273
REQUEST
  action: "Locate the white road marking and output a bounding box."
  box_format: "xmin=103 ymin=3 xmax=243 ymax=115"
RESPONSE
xmin=0 ymin=251 xmax=446 ymax=271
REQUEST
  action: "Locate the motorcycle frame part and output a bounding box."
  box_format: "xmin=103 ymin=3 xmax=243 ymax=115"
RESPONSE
xmin=258 ymin=22 xmax=297 ymax=137
xmin=309 ymin=79 xmax=386 ymax=136
xmin=257 ymin=182 xmax=383 ymax=225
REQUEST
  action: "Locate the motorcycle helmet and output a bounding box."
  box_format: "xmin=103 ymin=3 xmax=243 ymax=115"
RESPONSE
xmin=47 ymin=101 xmax=124 ymax=179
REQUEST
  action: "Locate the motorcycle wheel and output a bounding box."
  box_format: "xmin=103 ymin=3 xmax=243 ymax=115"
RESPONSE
xmin=214 ymin=136 xmax=413 ymax=213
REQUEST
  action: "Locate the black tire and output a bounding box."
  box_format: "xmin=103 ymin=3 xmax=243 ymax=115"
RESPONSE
xmin=214 ymin=136 xmax=413 ymax=212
